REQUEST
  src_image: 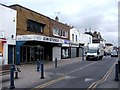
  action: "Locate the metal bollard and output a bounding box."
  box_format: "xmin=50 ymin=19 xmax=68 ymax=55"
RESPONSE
xmin=41 ymin=61 xmax=44 ymax=79
xmin=118 ymin=61 xmax=120 ymax=80
xmin=82 ymin=48 xmax=84 ymax=61
xmin=118 ymin=61 xmax=120 ymax=74
xmin=55 ymin=58 xmax=57 ymax=68
xmin=37 ymin=60 xmax=40 ymax=72
xmin=10 ymin=64 xmax=15 ymax=89
xmin=114 ymin=64 xmax=119 ymax=81
xmin=15 ymin=71 xmax=19 ymax=79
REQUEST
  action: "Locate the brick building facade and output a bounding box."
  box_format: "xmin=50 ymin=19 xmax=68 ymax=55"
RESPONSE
xmin=10 ymin=4 xmax=71 ymax=64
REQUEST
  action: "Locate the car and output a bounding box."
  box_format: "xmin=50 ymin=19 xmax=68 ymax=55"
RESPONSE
xmin=111 ymin=50 xmax=118 ymax=57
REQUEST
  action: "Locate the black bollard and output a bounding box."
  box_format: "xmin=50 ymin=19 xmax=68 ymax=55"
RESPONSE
xmin=82 ymin=48 xmax=84 ymax=61
xmin=41 ymin=61 xmax=44 ymax=79
xmin=118 ymin=61 xmax=120 ymax=74
xmin=10 ymin=64 xmax=15 ymax=89
xmin=37 ymin=60 xmax=40 ymax=72
xmin=55 ymin=58 xmax=57 ymax=68
xmin=15 ymin=72 xmax=18 ymax=79
xmin=115 ymin=64 xmax=119 ymax=81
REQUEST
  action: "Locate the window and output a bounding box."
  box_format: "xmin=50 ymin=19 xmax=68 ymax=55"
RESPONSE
xmin=53 ymin=27 xmax=68 ymax=38
xmin=76 ymin=35 xmax=77 ymax=42
xmin=61 ymin=30 xmax=68 ymax=38
xmin=58 ymin=29 xmax=61 ymax=36
xmin=65 ymin=31 xmax=68 ymax=38
xmin=53 ymin=27 xmax=59 ymax=36
xmin=62 ymin=31 xmax=65 ymax=37
xmin=27 ymin=19 xmax=45 ymax=33
xmin=72 ymin=34 xmax=74 ymax=42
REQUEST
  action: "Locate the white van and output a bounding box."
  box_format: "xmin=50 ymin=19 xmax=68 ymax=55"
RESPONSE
xmin=86 ymin=43 xmax=104 ymax=60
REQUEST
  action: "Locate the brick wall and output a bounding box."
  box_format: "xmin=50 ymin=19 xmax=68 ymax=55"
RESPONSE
xmin=10 ymin=4 xmax=70 ymax=40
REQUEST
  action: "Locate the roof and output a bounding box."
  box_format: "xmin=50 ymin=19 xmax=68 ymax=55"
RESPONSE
xmin=9 ymin=4 xmax=70 ymax=28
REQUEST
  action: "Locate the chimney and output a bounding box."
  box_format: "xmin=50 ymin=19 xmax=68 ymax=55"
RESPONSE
xmin=55 ymin=16 xmax=59 ymax=22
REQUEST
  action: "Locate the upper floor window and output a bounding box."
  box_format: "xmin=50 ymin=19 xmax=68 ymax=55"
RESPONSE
xmin=53 ymin=27 xmax=59 ymax=36
xmin=76 ymin=35 xmax=77 ymax=42
xmin=27 ymin=19 xmax=45 ymax=33
xmin=53 ymin=27 xmax=68 ymax=38
xmin=72 ymin=34 xmax=74 ymax=42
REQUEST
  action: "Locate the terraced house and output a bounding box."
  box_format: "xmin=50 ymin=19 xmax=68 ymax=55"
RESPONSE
xmin=10 ymin=4 xmax=71 ymax=64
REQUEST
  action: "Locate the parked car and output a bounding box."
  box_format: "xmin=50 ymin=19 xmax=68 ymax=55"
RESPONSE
xmin=111 ymin=50 xmax=118 ymax=57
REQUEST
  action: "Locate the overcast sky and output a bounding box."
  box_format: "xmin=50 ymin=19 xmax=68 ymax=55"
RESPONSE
xmin=1 ymin=0 xmax=119 ymax=46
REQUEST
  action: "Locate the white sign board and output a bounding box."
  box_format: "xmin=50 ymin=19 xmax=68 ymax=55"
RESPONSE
xmin=17 ymin=35 xmax=65 ymax=44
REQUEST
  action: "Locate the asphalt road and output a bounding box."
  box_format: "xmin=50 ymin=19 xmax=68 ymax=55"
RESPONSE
xmin=33 ymin=56 xmax=118 ymax=89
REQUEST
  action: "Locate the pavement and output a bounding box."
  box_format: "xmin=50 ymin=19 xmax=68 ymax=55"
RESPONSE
xmin=0 ymin=57 xmax=120 ymax=89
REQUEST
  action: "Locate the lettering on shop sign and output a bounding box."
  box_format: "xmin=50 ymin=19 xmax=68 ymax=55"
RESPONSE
xmin=36 ymin=36 xmax=42 ymax=40
xmin=43 ymin=37 xmax=59 ymax=42
xmin=22 ymin=36 xmax=32 ymax=40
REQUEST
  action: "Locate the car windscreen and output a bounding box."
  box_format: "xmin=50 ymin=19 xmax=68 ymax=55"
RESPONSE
xmin=88 ymin=49 xmax=97 ymax=53
xmin=111 ymin=51 xmax=117 ymax=54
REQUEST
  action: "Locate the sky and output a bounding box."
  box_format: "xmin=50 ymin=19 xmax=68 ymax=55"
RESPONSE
xmin=0 ymin=0 xmax=119 ymax=46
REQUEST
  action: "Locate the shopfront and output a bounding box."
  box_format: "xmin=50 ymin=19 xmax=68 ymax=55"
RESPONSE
xmin=16 ymin=35 xmax=64 ymax=64
xmin=20 ymin=45 xmax=44 ymax=63
xmin=70 ymin=44 xmax=79 ymax=58
xmin=61 ymin=40 xmax=70 ymax=59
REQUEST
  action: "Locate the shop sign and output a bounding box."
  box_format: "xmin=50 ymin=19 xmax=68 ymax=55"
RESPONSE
xmin=64 ymin=40 xmax=70 ymax=44
xmin=17 ymin=35 xmax=34 ymax=41
xmin=43 ymin=36 xmax=59 ymax=43
xmin=17 ymin=35 xmax=64 ymax=44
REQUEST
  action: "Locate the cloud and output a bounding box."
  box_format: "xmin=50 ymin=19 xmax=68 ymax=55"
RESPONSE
xmin=0 ymin=0 xmax=119 ymax=45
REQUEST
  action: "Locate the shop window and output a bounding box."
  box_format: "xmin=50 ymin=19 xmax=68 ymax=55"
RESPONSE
xmin=27 ymin=19 xmax=45 ymax=33
xmin=62 ymin=48 xmax=69 ymax=58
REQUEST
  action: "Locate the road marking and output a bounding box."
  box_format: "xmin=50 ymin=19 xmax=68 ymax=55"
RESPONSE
xmin=33 ymin=76 xmax=66 ymax=89
xmin=32 ymin=61 xmax=97 ymax=89
xmin=85 ymin=78 xmax=94 ymax=82
xmin=66 ymin=62 xmax=97 ymax=75
xmin=87 ymin=60 xmax=117 ymax=90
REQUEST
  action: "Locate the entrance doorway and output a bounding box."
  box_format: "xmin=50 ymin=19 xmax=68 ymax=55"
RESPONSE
xmin=8 ymin=45 xmax=15 ymax=64
xmin=20 ymin=45 xmax=44 ymax=63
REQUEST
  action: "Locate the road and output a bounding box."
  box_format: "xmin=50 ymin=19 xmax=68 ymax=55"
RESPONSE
xmin=32 ymin=56 xmax=118 ymax=89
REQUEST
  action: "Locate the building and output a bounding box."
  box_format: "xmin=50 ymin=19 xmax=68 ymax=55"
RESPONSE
xmin=50 ymin=18 xmax=70 ymax=59
xmin=0 ymin=4 xmax=17 ymax=65
xmin=10 ymin=4 xmax=70 ymax=64
xmin=70 ymin=27 xmax=80 ymax=58
xmin=79 ymin=33 xmax=92 ymax=54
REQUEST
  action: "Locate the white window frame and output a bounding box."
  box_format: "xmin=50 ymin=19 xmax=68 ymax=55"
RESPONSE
xmin=53 ymin=27 xmax=60 ymax=37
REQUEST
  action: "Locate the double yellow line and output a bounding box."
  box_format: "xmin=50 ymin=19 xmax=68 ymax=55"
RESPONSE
xmin=32 ymin=60 xmax=116 ymax=90
xmin=32 ymin=76 xmax=66 ymax=90
xmin=87 ymin=61 xmax=116 ymax=90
